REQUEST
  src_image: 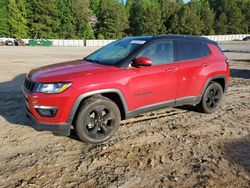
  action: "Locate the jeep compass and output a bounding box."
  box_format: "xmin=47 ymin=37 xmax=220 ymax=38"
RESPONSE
xmin=23 ymin=35 xmax=230 ymax=144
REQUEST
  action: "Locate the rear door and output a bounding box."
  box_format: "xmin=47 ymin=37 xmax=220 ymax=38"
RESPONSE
xmin=174 ymin=40 xmax=211 ymax=102
xmin=127 ymin=40 xmax=179 ymax=110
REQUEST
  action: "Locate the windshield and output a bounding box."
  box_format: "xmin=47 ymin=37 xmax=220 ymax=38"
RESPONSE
xmin=84 ymin=38 xmax=149 ymax=66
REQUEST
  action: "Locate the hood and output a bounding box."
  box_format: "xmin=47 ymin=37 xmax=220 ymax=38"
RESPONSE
xmin=28 ymin=59 xmax=118 ymax=82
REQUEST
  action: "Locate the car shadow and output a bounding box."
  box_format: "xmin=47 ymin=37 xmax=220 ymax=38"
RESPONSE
xmin=175 ymin=105 xmax=201 ymax=113
xmin=230 ymin=68 xmax=250 ymax=79
xmin=222 ymin=136 xmax=250 ymax=173
xmin=0 ymin=74 xmax=32 ymax=126
xmin=0 ymin=74 xmax=82 ymax=141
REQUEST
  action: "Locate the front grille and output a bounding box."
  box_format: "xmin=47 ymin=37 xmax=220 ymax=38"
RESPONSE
xmin=24 ymin=78 xmax=37 ymax=93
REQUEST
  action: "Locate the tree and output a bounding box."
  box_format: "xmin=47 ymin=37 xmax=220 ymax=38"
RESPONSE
xmin=55 ymin=0 xmax=75 ymax=39
xmin=90 ymin=0 xmax=100 ymax=14
xmin=189 ymin=0 xmax=215 ymax=35
xmin=224 ymin=0 xmax=245 ymax=34
xmin=212 ymin=0 xmax=246 ymax=34
xmin=7 ymin=0 xmax=28 ymax=38
xmin=159 ymin=0 xmax=182 ymax=33
xmin=96 ymin=0 xmax=128 ymax=39
xmin=129 ymin=0 xmax=162 ymax=35
xmin=216 ymin=13 xmax=227 ymax=34
xmin=175 ymin=0 xmax=184 ymax=4
xmin=1 ymin=0 xmax=249 ymax=39
xmin=71 ymin=0 xmax=94 ymax=39
xmin=246 ymin=2 xmax=250 ymax=33
xmin=200 ymin=0 xmax=215 ymax=35
xmin=170 ymin=3 xmax=202 ymax=35
xmin=30 ymin=0 xmax=59 ymax=38
xmin=125 ymin=0 xmax=133 ymax=14
xmin=0 ymin=0 xmax=9 ymax=37
xmin=238 ymin=0 xmax=250 ymax=33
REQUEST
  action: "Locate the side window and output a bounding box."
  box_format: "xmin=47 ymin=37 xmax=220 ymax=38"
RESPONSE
xmin=137 ymin=41 xmax=174 ymax=65
xmin=175 ymin=40 xmax=204 ymax=61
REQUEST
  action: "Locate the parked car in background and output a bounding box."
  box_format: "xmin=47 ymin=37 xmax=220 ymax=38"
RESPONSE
xmin=243 ymin=36 xmax=250 ymax=41
xmin=23 ymin=35 xmax=230 ymax=144
xmin=5 ymin=40 xmax=15 ymax=46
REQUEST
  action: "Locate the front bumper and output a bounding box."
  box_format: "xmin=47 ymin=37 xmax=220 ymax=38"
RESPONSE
xmin=26 ymin=110 xmax=71 ymax=136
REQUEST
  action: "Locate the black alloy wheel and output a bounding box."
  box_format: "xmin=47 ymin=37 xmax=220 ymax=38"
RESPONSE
xmin=199 ymin=82 xmax=223 ymax=113
xmin=84 ymin=105 xmax=116 ymax=139
xmin=75 ymin=96 xmax=121 ymax=144
xmin=205 ymin=87 xmax=221 ymax=109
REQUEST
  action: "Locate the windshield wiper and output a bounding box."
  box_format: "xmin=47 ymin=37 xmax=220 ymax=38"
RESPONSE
xmin=85 ymin=58 xmax=102 ymax=64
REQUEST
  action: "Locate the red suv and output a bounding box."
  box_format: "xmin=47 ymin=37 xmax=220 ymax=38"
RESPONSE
xmin=23 ymin=35 xmax=230 ymax=144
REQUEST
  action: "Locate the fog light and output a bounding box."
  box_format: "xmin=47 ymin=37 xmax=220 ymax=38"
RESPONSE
xmin=34 ymin=106 xmax=58 ymax=117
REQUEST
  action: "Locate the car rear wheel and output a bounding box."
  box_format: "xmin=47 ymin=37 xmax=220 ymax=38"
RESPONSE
xmin=75 ymin=96 xmax=121 ymax=144
xmin=199 ymin=82 xmax=223 ymax=113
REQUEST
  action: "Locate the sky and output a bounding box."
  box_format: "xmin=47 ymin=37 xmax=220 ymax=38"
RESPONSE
xmin=183 ymin=0 xmax=191 ymax=3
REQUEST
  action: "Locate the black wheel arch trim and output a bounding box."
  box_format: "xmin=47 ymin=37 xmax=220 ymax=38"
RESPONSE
xmin=66 ymin=89 xmax=128 ymax=124
xmin=201 ymin=75 xmax=227 ymax=96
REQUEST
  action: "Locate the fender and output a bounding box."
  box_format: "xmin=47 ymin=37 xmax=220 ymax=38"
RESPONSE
xmin=201 ymin=75 xmax=227 ymax=96
xmin=66 ymin=89 xmax=128 ymax=124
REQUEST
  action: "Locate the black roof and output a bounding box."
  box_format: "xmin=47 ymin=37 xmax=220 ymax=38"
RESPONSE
xmin=153 ymin=34 xmax=216 ymax=44
xmin=127 ymin=34 xmax=217 ymax=44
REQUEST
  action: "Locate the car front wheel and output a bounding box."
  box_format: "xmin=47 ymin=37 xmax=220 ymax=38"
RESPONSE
xmin=75 ymin=96 xmax=121 ymax=144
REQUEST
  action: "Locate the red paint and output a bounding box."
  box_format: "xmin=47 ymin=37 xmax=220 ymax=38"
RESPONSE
xmin=23 ymin=42 xmax=230 ymax=125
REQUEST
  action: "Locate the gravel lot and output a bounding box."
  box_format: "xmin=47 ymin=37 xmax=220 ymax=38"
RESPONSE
xmin=220 ymin=41 xmax=250 ymax=52
xmin=0 ymin=43 xmax=249 ymax=187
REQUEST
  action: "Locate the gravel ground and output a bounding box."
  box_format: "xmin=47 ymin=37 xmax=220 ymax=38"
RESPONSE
xmin=220 ymin=41 xmax=250 ymax=52
xmin=0 ymin=44 xmax=249 ymax=187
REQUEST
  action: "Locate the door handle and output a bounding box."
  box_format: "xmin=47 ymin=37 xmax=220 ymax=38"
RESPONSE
xmin=202 ymin=63 xmax=209 ymax=67
xmin=166 ymin=68 xmax=178 ymax=72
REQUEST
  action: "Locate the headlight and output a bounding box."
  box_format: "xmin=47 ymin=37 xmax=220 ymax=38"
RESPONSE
xmin=36 ymin=82 xmax=72 ymax=94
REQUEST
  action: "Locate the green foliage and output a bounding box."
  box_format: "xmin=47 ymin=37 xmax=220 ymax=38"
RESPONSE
xmin=219 ymin=0 xmax=245 ymax=34
xmin=71 ymin=0 xmax=94 ymax=39
xmin=125 ymin=0 xmax=133 ymax=14
xmin=96 ymin=0 xmax=128 ymax=39
xmin=0 ymin=0 xmax=249 ymax=39
xmin=90 ymin=0 xmax=101 ymax=14
xmin=30 ymin=0 xmax=59 ymax=38
xmin=0 ymin=0 xmax=9 ymax=36
xmin=97 ymin=33 xmax=105 ymax=39
xmin=216 ymin=13 xmax=228 ymax=34
xmin=245 ymin=1 xmax=250 ymax=32
xmin=55 ymin=0 xmax=75 ymax=39
xmin=170 ymin=2 xmax=202 ymax=35
xmin=209 ymin=0 xmax=247 ymax=34
xmin=7 ymin=0 xmax=28 ymax=38
xmin=159 ymin=0 xmax=182 ymax=33
xmin=238 ymin=0 xmax=250 ymax=33
xmin=129 ymin=0 xmax=162 ymax=35
xmin=199 ymin=0 xmax=215 ymax=35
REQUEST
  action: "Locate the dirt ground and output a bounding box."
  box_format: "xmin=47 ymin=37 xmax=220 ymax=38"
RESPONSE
xmin=0 ymin=44 xmax=249 ymax=188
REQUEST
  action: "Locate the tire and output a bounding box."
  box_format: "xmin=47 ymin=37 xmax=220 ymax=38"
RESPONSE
xmin=5 ymin=40 xmax=14 ymax=46
xmin=75 ymin=96 xmax=121 ymax=144
xmin=199 ymin=82 xmax=223 ymax=113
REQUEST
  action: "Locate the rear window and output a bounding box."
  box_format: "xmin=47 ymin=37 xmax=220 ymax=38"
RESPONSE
xmin=202 ymin=43 xmax=211 ymax=56
xmin=175 ymin=40 xmax=210 ymax=61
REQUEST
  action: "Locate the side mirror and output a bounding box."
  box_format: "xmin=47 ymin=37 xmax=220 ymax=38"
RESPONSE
xmin=133 ymin=57 xmax=152 ymax=67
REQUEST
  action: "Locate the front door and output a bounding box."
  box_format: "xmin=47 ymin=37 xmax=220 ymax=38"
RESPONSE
xmin=127 ymin=40 xmax=179 ymax=111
